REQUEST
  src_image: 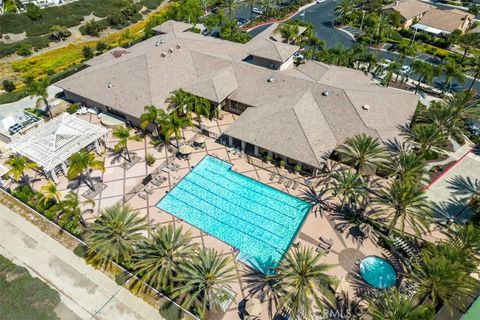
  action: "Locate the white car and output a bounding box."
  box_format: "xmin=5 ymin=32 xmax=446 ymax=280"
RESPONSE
xmin=252 ymin=7 xmax=263 ymax=15
xmin=316 ymin=0 xmax=326 ymax=3
xmin=293 ymin=52 xmax=305 ymax=60
xmin=401 ymin=65 xmax=411 ymax=74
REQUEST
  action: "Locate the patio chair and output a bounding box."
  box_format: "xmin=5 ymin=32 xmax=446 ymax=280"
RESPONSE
xmin=144 ymin=188 xmax=153 ymax=195
xmin=138 ymin=192 xmax=148 ymax=200
xmin=152 ymin=179 xmax=162 ymax=187
xmin=292 ymin=181 xmax=299 ymax=190
xmin=278 ymin=176 xmax=285 ymax=184
xmin=284 ymin=179 xmax=293 ymax=188
xmin=316 ymin=242 xmax=330 ymax=254
xmin=269 ymin=173 xmax=277 ymax=181
xmin=319 ymin=236 xmax=333 ymax=247
xmin=173 ymin=162 xmax=181 ymax=169
xmin=162 ymin=167 xmax=171 ymax=173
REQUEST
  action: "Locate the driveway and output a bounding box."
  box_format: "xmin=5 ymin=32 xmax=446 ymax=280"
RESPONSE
xmin=0 ymin=203 xmax=165 ymax=320
xmin=425 ymin=145 xmax=480 ymax=224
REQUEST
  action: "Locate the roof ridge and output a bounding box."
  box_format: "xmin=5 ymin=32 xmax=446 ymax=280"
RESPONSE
xmin=291 ymin=89 xmax=323 ymax=167
xmin=342 ymin=88 xmax=382 ymax=139
xmin=143 ymin=53 xmax=155 ymax=107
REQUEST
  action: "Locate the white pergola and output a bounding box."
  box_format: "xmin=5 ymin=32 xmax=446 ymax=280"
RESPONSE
xmin=7 ymin=113 xmax=109 ymax=182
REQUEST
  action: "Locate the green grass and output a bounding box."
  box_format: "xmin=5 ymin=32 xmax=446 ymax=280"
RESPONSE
xmin=0 ymin=254 xmax=61 ymax=320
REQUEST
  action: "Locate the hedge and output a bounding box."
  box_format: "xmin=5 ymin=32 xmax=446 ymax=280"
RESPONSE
xmin=0 ymin=35 xmax=50 ymax=58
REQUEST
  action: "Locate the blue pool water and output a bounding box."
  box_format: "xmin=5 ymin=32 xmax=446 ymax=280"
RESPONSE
xmin=156 ymin=156 xmax=311 ymax=273
xmin=359 ymin=256 xmax=397 ymax=289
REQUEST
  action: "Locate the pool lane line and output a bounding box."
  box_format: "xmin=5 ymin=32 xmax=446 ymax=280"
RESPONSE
xmin=189 ymin=170 xmax=301 ymax=221
xmin=168 ymin=184 xmax=289 ymax=242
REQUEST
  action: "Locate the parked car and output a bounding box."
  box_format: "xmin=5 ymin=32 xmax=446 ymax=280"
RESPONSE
xmin=252 ymin=7 xmax=263 ymax=14
xmin=293 ymin=52 xmax=305 ymax=60
xmin=237 ymin=17 xmax=248 ymax=26
xmin=316 ymin=0 xmax=326 ymax=3
xmin=466 ymin=119 xmax=480 ymax=136
xmin=401 ymin=65 xmax=411 ymax=74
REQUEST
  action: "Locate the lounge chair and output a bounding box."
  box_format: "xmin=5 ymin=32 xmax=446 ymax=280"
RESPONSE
xmin=138 ymin=192 xmax=148 ymax=200
xmin=316 ymin=241 xmax=331 ymax=253
xmin=173 ymin=162 xmax=181 ymax=169
xmin=284 ymin=179 xmax=293 ymax=188
xmin=292 ymin=181 xmax=299 ymax=190
xmin=269 ymin=173 xmax=277 ymax=181
xmin=162 ymin=167 xmax=171 ymax=173
xmin=144 ymin=188 xmax=153 ymax=195
xmin=319 ymin=236 xmax=333 ymax=247
xmin=278 ymin=176 xmax=285 ymax=184
xmin=315 ymin=244 xmax=329 ymax=254
xmin=152 ymin=179 xmax=163 ymax=186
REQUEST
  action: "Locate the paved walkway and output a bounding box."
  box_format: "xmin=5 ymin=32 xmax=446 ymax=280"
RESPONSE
xmin=0 ymin=203 xmax=164 ymax=320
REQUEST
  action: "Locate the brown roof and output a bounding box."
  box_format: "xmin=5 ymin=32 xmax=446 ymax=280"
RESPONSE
xmin=383 ymin=0 xmax=432 ymax=20
xmin=248 ymin=40 xmax=299 ymax=63
xmin=57 ymin=21 xmax=419 ymax=169
xmin=418 ymin=8 xmax=474 ymax=33
xmin=152 ymin=20 xmax=193 ymax=34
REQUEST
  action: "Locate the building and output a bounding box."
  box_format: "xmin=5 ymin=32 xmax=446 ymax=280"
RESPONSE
xmin=56 ymin=20 xmax=418 ymax=176
xmin=413 ymin=8 xmax=474 ymax=35
xmin=383 ymin=0 xmax=432 ymax=29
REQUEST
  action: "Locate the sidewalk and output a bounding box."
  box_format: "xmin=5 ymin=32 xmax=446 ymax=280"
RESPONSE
xmin=0 ymin=203 xmax=164 ymax=320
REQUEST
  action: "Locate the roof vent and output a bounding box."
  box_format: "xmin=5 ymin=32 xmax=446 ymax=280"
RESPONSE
xmin=362 ymin=104 xmax=370 ymax=110
xmin=176 ymin=43 xmax=181 ymax=49
xmin=108 ymin=82 xmax=113 ymax=88
xmin=322 ymin=91 xmax=329 ymax=96
xmin=155 ymin=41 xmax=160 ymax=46
xmin=267 ymin=77 xmax=274 ymax=83
xmin=168 ymin=48 xmax=173 ymax=53
xmin=161 ymin=52 xmax=166 ymax=57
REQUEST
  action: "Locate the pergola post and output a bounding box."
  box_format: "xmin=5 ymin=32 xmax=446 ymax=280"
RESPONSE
xmin=94 ymin=140 xmax=101 ymax=153
xmin=61 ymin=162 xmax=68 ymax=176
xmin=50 ymin=170 xmax=59 ymax=183
xmin=103 ymin=134 xmax=110 ymax=148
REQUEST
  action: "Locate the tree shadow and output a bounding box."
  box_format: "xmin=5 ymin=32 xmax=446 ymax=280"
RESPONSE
xmin=298 ymin=186 xmax=334 ymax=217
xmin=241 ymin=265 xmax=279 ymax=319
xmin=384 ymin=138 xmax=414 ymax=154
xmin=446 ymin=175 xmax=480 ymax=197
xmin=431 ymin=198 xmax=469 ymax=224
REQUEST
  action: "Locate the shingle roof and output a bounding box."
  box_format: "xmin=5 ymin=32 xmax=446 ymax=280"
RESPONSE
xmin=418 ymin=8 xmax=474 ymax=33
xmin=383 ymin=0 xmax=432 ymax=20
xmin=57 ymin=21 xmax=419 ymax=169
xmin=248 ymin=40 xmax=299 ymax=63
xmin=152 ymin=20 xmax=193 ymax=34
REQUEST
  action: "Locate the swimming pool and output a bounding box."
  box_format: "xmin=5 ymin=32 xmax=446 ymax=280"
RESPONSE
xmin=156 ymin=156 xmax=311 ymax=274
xmin=359 ymin=256 xmax=397 ymax=289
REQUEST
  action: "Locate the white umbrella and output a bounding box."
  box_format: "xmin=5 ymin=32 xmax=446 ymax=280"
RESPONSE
xmin=194 ymin=135 xmax=205 ymax=144
xmin=179 ymin=145 xmax=194 ymax=155
xmin=245 ymin=298 xmax=262 ymax=316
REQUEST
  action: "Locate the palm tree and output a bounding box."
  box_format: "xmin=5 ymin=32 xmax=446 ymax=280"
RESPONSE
xmin=59 ymin=192 xmax=94 ymax=228
xmin=366 ymin=289 xmax=433 ymax=320
xmin=459 ymin=32 xmax=480 ymax=63
xmin=140 ymin=105 xmax=168 ymax=137
xmin=273 ymin=246 xmax=335 ymax=319
xmin=336 ymin=134 xmax=387 ymax=175
xmin=260 ymin=0 xmax=277 ymax=19
xmin=174 ymin=248 xmax=236 ymax=316
xmin=386 ymin=151 xmax=426 ymax=183
xmin=306 ymin=36 xmax=326 ymax=60
xmin=331 ymin=171 xmax=367 ymax=210
xmin=411 ymin=60 xmax=441 ymax=94
xmin=199 ymin=0 xmax=209 ymax=15
xmin=26 ymin=79 xmax=51 ymax=117
xmin=86 ymin=204 xmax=148 ymax=268
xmin=383 ymin=60 xmax=401 ymax=87
xmin=402 ymin=124 xmax=448 ymax=155
xmin=38 ymin=180 xmax=61 ymax=206
xmin=188 ymin=95 xmax=211 ymax=128
xmin=398 ymin=42 xmax=417 ymax=65
xmin=445 ymin=223 xmax=480 ymax=259
xmin=112 ymin=126 xmax=142 ymax=162
xmin=219 ymin=0 xmax=239 ymax=18
xmin=374 ymin=179 xmax=430 ymax=235
xmin=132 ymin=225 xmax=198 ymax=292
xmin=4 ymin=154 xmax=38 ymax=184
xmin=161 ymin=113 xmax=192 ymax=148
xmin=371 ymin=14 xmax=393 ymax=45
xmin=465 ymin=54 xmax=480 ymax=91
xmin=334 ymin=0 xmax=354 ymax=25
xmin=166 ymin=89 xmax=189 ymax=115
xmin=411 ymin=243 xmax=477 ymax=311
xmin=67 ymin=149 xmax=105 ymax=191
xmin=277 ymin=24 xmax=299 ymax=44
xmin=441 ymin=61 xmax=465 ymax=93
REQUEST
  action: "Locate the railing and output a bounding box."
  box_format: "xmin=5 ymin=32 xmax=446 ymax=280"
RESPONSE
xmin=0 ymin=187 xmax=198 ymax=320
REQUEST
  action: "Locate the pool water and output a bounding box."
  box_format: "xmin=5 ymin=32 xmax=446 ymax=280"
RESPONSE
xmin=156 ymin=156 xmax=311 ymax=274
xmin=359 ymin=256 xmax=397 ymax=289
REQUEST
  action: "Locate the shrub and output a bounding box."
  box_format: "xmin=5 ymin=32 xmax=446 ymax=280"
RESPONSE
xmin=146 ymin=153 xmax=156 ymax=166
xmin=16 ymin=43 xmax=33 ymax=56
xmin=12 ymin=185 xmax=35 ymax=204
xmin=49 ymin=25 xmax=72 ymax=42
xmin=159 ymin=301 xmax=186 ymax=320
xmin=26 ymin=3 xmax=42 ymax=20
xmin=73 ymin=244 xmax=88 ymax=258
xmin=2 ymin=80 xmax=16 ymax=92
xmin=96 ymin=41 xmax=107 ymax=52
xmin=294 ymin=164 xmax=302 ymax=172
xmin=0 ymin=90 xmax=28 ymax=104
xmin=114 ymin=271 xmax=130 ymax=286
xmin=66 ymin=103 xmax=80 ymax=114
xmin=82 ymin=46 xmax=94 ymax=59
xmin=80 ymin=20 xmax=107 ymax=37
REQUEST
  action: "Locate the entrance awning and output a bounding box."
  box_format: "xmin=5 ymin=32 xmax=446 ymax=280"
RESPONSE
xmin=412 ymin=23 xmax=447 ymax=35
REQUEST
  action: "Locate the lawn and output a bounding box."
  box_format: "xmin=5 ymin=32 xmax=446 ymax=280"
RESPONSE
xmin=0 ymin=254 xmax=61 ymax=320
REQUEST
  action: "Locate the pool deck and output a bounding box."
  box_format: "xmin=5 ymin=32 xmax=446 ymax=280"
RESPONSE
xmin=1 ymin=111 xmax=399 ymax=319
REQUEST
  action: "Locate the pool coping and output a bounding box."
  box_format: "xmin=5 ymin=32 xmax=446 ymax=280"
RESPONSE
xmin=155 ymin=154 xmax=313 ymax=274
